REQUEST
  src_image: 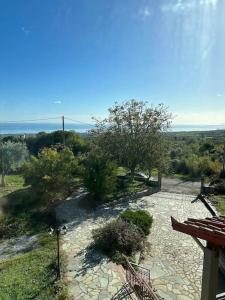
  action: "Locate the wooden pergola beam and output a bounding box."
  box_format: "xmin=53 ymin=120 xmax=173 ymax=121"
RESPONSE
xmin=171 ymin=217 xmax=225 ymax=247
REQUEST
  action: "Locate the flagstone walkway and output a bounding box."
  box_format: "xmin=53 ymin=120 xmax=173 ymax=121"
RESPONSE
xmin=56 ymin=192 xmax=126 ymax=300
xmin=56 ymin=191 xmax=211 ymax=300
xmin=140 ymin=192 xmax=211 ymax=300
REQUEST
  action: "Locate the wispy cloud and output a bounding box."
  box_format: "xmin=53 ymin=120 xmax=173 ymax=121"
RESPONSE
xmin=139 ymin=7 xmax=152 ymax=19
xmin=21 ymin=27 xmax=30 ymax=36
xmin=200 ymin=0 xmax=218 ymax=6
xmin=161 ymin=0 xmax=218 ymax=13
xmin=53 ymin=100 xmax=62 ymax=104
xmin=161 ymin=0 xmax=195 ymax=13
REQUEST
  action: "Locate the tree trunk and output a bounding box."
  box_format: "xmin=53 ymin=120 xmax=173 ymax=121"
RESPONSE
xmin=130 ymin=168 xmax=135 ymax=181
xmin=1 ymin=173 xmax=5 ymax=187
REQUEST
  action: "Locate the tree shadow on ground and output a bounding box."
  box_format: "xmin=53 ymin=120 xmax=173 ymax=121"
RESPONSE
xmin=59 ymin=189 xmax=158 ymax=278
xmin=57 ymin=187 xmax=158 ymax=227
xmin=73 ymin=245 xmax=106 ymax=277
xmin=0 ymin=188 xmax=56 ymax=239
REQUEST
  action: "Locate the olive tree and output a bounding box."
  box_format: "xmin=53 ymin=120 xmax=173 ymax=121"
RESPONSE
xmin=0 ymin=141 xmax=28 ymax=186
xmin=91 ymin=100 xmax=172 ymax=178
xmin=23 ymin=147 xmax=78 ymax=203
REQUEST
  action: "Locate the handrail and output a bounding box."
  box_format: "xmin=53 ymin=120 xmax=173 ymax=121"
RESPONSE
xmin=130 ymin=262 xmax=152 ymax=273
xmin=198 ymin=194 xmax=217 ymax=217
xmin=125 ymin=259 xmax=162 ymax=300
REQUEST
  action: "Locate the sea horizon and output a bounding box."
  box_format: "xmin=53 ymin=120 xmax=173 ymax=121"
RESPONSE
xmin=0 ymin=122 xmax=225 ymax=135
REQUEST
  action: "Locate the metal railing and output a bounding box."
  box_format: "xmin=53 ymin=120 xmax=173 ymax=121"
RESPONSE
xmin=125 ymin=259 xmax=162 ymax=300
xmin=130 ymin=263 xmax=151 ymax=284
xmin=111 ymin=283 xmax=135 ymax=300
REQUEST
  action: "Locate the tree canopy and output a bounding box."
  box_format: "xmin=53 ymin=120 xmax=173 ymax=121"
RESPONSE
xmin=23 ymin=147 xmax=78 ymax=203
xmin=26 ymin=130 xmax=87 ymax=156
xmin=0 ymin=141 xmax=28 ymax=186
xmin=91 ymin=100 xmax=172 ymax=177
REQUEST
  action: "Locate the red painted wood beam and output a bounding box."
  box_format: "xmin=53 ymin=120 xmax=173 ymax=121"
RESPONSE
xmin=171 ymin=217 xmax=225 ymax=247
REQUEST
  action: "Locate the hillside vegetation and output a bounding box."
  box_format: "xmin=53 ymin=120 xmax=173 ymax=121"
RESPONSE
xmin=0 ymin=101 xmax=225 ymax=297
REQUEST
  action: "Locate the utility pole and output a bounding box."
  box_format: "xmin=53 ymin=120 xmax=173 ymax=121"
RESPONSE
xmin=62 ymin=116 xmax=65 ymax=146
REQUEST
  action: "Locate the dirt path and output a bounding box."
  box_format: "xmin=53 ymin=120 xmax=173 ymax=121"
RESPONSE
xmin=161 ymin=177 xmax=201 ymax=195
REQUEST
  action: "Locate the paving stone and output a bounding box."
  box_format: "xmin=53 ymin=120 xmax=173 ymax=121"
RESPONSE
xmin=56 ymin=191 xmax=210 ymax=299
xmin=140 ymin=192 xmax=210 ymax=299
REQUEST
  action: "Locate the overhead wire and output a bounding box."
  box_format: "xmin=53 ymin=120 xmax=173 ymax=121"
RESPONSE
xmin=1 ymin=117 xmax=61 ymax=123
xmin=64 ymin=117 xmax=94 ymax=127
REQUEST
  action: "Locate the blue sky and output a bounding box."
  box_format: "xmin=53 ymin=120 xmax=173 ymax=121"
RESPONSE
xmin=0 ymin=0 xmax=225 ymax=125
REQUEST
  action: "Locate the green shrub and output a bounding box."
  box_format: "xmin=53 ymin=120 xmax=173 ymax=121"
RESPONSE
xmin=120 ymin=210 xmax=153 ymax=236
xmin=92 ymin=219 xmax=144 ymax=257
xmin=220 ymin=170 xmax=225 ymax=179
xmin=83 ymin=150 xmax=117 ymax=202
xmin=214 ymin=180 xmax=225 ymax=195
xmin=23 ymin=147 xmax=78 ymax=203
xmin=111 ymin=251 xmax=127 ymax=265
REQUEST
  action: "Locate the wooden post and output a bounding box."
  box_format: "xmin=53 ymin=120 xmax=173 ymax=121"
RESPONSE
xmin=201 ymin=243 xmax=219 ymax=300
xmin=201 ymin=175 xmax=205 ymax=194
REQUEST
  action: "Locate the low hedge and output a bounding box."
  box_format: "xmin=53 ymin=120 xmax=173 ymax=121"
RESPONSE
xmin=119 ymin=210 xmax=153 ymax=236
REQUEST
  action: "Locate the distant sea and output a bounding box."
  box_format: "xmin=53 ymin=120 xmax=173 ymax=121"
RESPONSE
xmin=0 ymin=122 xmax=225 ymax=135
xmin=0 ymin=123 xmax=94 ymax=135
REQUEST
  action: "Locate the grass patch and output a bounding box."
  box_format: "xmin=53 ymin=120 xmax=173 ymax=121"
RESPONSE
xmin=116 ymin=167 xmax=127 ymax=176
xmin=0 ymin=186 xmax=56 ymax=239
xmin=0 ymin=175 xmax=68 ymax=298
xmin=0 ymin=175 xmax=25 ymax=198
xmin=115 ymin=179 xmax=147 ymax=199
xmin=151 ymin=169 xmax=158 ymax=177
xmin=0 ymin=175 xmax=57 ymax=239
xmin=0 ymin=234 xmax=67 ymax=299
xmin=212 ymin=195 xmax=225 ymax=215
xmin=169 ymin=173 xmax=200 ymax=182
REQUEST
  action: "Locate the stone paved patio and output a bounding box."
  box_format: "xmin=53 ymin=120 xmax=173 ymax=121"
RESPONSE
xmin=56 ymin=191 xmax=210 ymax=300
xmin=140 ymin=192 xmax=210 ymax=300
xmin=56 ymin=192 xmax=126 ymax=300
